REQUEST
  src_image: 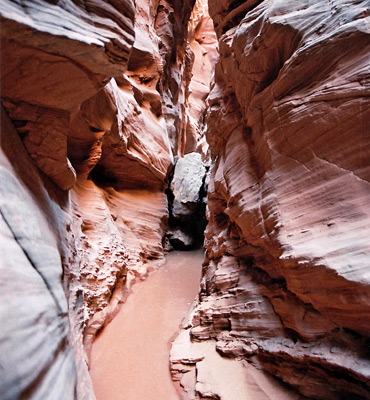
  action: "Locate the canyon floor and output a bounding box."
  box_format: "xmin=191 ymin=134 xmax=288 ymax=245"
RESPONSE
xmin=89 ymin=250 xmax=204 ymax=400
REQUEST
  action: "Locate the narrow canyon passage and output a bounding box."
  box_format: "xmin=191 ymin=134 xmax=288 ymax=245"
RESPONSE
xmin=1 ymin=0 xmax=370 ymax=399
xmin=89 ymin=250 xmax=204 ymax=400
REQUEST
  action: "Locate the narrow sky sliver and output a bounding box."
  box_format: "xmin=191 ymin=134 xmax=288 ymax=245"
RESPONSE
xmin=90 ymin=249 xmax=204 ymax=400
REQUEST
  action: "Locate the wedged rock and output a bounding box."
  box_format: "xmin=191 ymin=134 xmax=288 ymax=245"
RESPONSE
xmin=163 ymin=0 xmax=219 ymax=250
xmin=167 ymin=227 xmax=195 ymax=250
xmin=171 ymin=152 xmax=207 ymax=219
xmin=167 ymin=152 xmax=208 ymax=250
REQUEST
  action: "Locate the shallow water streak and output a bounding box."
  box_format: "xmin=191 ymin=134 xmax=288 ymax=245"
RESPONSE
xmin=89 ymin=250 xmax=204 ymax=400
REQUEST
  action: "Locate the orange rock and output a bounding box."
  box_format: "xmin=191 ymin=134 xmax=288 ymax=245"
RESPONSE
xmin=180 ymin=1 xmax=370 ymax=399
xmin=0 ymin=0 xmax=213 ymax=398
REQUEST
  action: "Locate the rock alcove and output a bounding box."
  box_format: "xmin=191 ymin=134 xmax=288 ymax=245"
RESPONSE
xmin=1 ymin=0 xmax=370 ymax=399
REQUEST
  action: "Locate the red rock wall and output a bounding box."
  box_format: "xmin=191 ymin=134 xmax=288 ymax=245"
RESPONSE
xmin=0 ymin=0 xmax=216 ymax=398
xmin=2 ymin=0 xmax=368 ymax=398
xmin=184 ymin=1 xmax=370 ymax=399
xmin=1 ymin=1 xmax=136 ymax=398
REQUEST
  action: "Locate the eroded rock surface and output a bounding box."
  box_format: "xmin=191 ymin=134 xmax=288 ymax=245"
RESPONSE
xmin=173 ymin=1 xmax=370 ymax=399
xmin=185 ymin=0 xmax=219 ymax=157
xmin=0 ymin=106 xmax=81 ymax=400
xmin=0 ymin=0 xmax=216 ymax=399
xmin=1 ymin=0 xmax=137 ymax=396
xmin=2 ymin=0 xmax=369 ymax=399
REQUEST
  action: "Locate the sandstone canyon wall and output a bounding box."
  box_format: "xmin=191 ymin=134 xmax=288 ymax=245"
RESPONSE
xmin=1 ymin=0 xmax=370 ymax=399
xmin=0 ymin=0 xmax=216 ymax=398
xmin=173 ymin=1 xmax=370 ymax=399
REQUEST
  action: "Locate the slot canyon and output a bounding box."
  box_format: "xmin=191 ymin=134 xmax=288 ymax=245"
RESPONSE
xmin=0 ymin=0 xmax=369 ymax=399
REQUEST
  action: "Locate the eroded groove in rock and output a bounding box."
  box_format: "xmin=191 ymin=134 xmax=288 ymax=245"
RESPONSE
xmin=0 ymin=106 xmax=80 ymax=399
xmin=172 ymin=1 xmax=370 ymax=399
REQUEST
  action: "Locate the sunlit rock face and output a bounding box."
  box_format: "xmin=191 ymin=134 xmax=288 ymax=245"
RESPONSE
xmin=179 ymin=1 xmax=370 ymax=399
xmin=0 ymin=0 xmax=217 ymax=398
xmin=185 ymin=0 xmax=219 ymax=158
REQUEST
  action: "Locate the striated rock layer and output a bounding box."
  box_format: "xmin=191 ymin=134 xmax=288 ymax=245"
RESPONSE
xmin=0 ymin=0 xmax=217 ymax=399
xmin=3 ymin=0 xmax=369 ymax=399
xmin=0 ymin=106 xmax=81 ymax=400
xmin=173 ymin=1 xmax=370 ymax=399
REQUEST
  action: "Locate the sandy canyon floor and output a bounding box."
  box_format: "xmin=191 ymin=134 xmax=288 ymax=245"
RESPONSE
xmin=89 ymin=250 xmax=204 ymax=400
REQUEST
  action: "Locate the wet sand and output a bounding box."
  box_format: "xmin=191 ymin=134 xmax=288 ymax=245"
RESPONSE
xmin=89 ymin=250 xmax=204 ymax=400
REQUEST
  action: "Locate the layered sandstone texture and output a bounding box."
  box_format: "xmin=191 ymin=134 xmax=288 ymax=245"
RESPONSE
xmin=173 ymin=1 xmax=370 ymax=399
xmin=0 ymin=0 xmax=216 ymax=399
